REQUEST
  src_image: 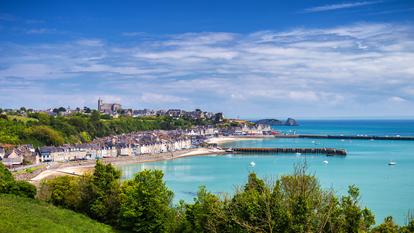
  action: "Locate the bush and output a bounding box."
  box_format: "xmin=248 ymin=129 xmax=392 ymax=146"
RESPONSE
xmin=0 ymin=163 xmax=36 ymax=198
xmin=38 ymin=175 xmax=82 ymax=210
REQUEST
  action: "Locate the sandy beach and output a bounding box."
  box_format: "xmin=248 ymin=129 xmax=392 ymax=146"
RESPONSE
xmin=29 ymin=136 xmax=272 ymax=183
xmin=29 ymin=147 xmax=227 ymax=183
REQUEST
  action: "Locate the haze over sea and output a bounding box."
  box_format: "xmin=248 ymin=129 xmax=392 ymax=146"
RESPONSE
xmin=120 ymin=120 xmax=414 ymax=224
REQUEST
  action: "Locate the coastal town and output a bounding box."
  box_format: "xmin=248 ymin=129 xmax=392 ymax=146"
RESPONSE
xmin=0 ymin=99 xmax=274 ymax=170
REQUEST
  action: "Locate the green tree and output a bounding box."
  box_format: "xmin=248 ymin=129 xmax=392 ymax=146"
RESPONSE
xmin=119 ymin=169 xmax=174 ymax=233
xmin=400 ymin=218 xmax=414 ymax=233
xmin=371 ymin=216 xmax=399 ymax=233
xmin=80 ymin=131 xmax=92 ymax=143
xmin=0 ymin=163 xmax=36 ymax=198
xmin=87 ymin=161 xmax=121 ymax=225
xmin=340 ymin=185 xmax=375 ymax=233
xmin=180 ymin=186 xmax=227 ymax=233
xmin=26 ymin=125 xmax=65 ymax=146
xmin=0 ymin=162 xmax=15 ymax=193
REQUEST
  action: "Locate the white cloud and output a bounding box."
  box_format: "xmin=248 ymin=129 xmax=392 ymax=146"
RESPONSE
xmin=25 ymin=28 xmax=56 ymax=34
xmin=122 ymin=32 xmax=147 ymax=37
xmin=163 ymin=32 xmax=236 ymax=46
xmin=0 ymin=63 xmax=62 ymax=79
xmin=389 ymin=96 xmax=407 ymax=103
xmin=304 ymin=1 xmax=382 ymax=13
xmin=139 ymin=93 xmax=189 ymax=104
xmin=76 ymin=39 xmax=104 ymax=47
xmin=1 ymin=22 xmax=414 ymax=117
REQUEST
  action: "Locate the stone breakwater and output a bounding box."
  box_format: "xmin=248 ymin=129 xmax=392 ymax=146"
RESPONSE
xmin=230 ymin=147 xmax=347 ymax=156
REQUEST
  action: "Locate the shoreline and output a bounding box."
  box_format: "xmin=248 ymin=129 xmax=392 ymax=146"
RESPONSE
xmin=29 ymin=147 xmax=227 ymax=184
xmin=28 ymin=135 xmax=271 ymax=184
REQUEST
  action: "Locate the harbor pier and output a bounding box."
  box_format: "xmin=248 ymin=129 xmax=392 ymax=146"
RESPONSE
xmin=229 ymin=147 xmax=347 ymax=156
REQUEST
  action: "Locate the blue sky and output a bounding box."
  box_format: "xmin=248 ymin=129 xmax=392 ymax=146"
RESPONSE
xmin=1 ymin=0 xmax=414 ymax=118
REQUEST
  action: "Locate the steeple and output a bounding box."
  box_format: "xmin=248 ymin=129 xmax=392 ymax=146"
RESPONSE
xmin=98 ymin=98 xmax=103 ymax=112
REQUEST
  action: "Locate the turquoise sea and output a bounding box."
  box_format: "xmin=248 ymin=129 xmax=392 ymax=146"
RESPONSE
xmin=119 ymin=120 xmax=414 ymax=224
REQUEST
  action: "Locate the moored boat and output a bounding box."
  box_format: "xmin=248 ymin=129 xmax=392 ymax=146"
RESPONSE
xmin=388 ymin=161 xmax=396 ymax=166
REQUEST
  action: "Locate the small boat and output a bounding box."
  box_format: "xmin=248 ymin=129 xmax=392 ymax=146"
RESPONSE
xmin=250 ymin=161 xmax=256 ymax=167
xmin=296 ymin=152 xmax=301 ymax=156
xmin=225 ymin=148 xmax=234 ymax=152
xmin=323 ymin=160 xmax=329 ymax=164
xmin=388 ymin=161 xmax=396 ymax=166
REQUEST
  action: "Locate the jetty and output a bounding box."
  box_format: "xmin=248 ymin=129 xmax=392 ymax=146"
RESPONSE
xmin=229 ymin=147 xmax=347 ymax=156
xmin=274 ymin=134 xmax=414 ymax=141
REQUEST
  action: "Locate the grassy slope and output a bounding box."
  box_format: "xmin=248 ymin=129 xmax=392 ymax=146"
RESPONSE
xmin=0 ymin=194 xmax=117 ymax=233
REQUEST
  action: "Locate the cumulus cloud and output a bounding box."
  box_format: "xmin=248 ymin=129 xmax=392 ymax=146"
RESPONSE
xmin=1 ymin=22 xmax=413 ymax=117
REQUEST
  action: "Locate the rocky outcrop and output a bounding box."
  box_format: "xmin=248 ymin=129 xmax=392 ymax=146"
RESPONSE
xmin=285 ymin=118 xmax=299 ymax=126
xmin=255 ymin=118 xmax=298 ymax=126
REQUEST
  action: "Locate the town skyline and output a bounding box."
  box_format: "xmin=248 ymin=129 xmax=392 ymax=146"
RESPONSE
xmin=1 ymin=0 xmax=414 ymax=118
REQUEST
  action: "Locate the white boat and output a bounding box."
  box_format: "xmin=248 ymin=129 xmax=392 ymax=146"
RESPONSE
xmin=296 ymin=152 xmax=302 ymax=156
xmin=250 ymin=161 xmax=256 ymax=167
xmin=388 ymin=161 xmax=396 ymax=166
xmin=323 ymin=160 xmax=329 ymax=164
xmin=225 ymin=148 xmax=233 ymax=152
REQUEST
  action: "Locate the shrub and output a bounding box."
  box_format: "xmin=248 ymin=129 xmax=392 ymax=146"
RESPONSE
xmin=0 ymin=163 xmax=36 ymax=198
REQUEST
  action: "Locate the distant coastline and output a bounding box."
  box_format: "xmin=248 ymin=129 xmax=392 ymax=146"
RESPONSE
xmin=255 ymin=118 xmax=299 ymax=126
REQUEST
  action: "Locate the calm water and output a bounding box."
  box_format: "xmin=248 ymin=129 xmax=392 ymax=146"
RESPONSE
xmin=119 ymin=120 xmax=414 ymax=224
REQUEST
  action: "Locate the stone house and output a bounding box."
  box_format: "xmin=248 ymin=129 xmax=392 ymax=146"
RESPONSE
xmin=2 ymin=149 xmax=23 ymax=166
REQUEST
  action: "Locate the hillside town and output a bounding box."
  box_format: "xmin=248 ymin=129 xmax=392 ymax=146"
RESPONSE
xmin=0 ymin=114 xmax=273 ymax=167
xmin=0 ymin=99 xmax=224 ymax=122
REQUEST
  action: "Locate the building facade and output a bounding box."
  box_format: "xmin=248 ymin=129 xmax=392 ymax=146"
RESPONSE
xmin=98 ymin=98 xmax=122 ymax=114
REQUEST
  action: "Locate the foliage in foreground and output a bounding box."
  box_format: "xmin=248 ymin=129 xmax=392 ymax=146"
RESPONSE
xmin=0 ymin=163 xmax=36 ymax=198
xmin=37 ymin=161 xmax=414 ymax=233
xmin=0 ymin=194 xmax=116 ymax=233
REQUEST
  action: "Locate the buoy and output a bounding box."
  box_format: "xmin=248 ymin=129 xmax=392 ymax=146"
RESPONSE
xmin=250 ymin=161 xmax=256 ymax=167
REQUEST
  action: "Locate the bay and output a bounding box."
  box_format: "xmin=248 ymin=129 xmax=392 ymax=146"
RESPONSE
xmin=119 ymin=120 xmax=414 ymax=224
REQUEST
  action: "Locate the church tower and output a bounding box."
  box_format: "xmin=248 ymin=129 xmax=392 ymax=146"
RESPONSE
xmin=98 ymin=98 xmax=103 ymax=112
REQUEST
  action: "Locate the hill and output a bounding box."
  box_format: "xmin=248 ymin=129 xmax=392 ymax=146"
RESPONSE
xmin=256 ymin=118 xmax=299 ymax=126
xmin=0 ymin=112 xmax=209 ymax=147
xmin=0 ymin=194 xmax=117 ymax=233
